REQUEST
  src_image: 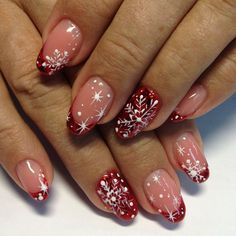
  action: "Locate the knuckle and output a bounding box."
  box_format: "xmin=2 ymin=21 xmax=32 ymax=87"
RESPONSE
xmin=163 ymin=46 xmax=192 ymax=81
xmin=96 ymin=31 xmax=145 ymax=76
xmin=0 ymin=123 xmax=22 ymax=147
xmin=11 ymin=65 xmax=69 ymax=114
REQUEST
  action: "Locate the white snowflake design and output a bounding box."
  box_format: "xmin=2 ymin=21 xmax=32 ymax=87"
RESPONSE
xmin=116 ymin=92 xmax=159 ymax=138
xmin=97 ymin=173 xmax=136 ymax=218
xmin=181 ymin=149 xmax=208 ymax=183
xmin=43 ymin=49 xmax=70 ymax=75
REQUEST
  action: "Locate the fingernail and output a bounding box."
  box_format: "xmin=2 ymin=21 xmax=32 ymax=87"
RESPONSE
xmin=96 ymin=170 xmax=138 ymax=221
xmin=175 ymin=133 xmax=209 ymax=183
xmin=16 ymin=160 xmax=49 ymax=201
xmin=67 ymin=77 xmax=113 ymax=136
xmin=36 ymin=19 xmax=82 ymax=75
xmin=115 ymin=87 xmax=161 ymax=139
xmin=170 ymin=85 xmax=207 ymax=122
xmin=144 ymin=170 xmax=185 ymax=223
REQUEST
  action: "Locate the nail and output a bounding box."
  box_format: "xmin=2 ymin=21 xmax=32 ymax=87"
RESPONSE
xmin=175 ymin=133 xmax=209 ymax=183
xmin=16 ymin=160 xmax=49 ymax=201
xmin=96 ymin=170 xmax=138 ymax=220
xmin=144 ymin=170 xmax=185 ymax=223
xmin=170 ymin=85 xmax=207 ymax=122
xmin=67 ymin=77 xmax=113 ymax=136
xmin=115 ymin=87 xmax=161 ymax=139
xmin=36 ymin=19 xmax=82 ymax=75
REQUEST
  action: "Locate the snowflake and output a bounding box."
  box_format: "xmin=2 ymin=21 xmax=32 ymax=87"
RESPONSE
xmin=176 ymin=143 xmax=185 ymax=156
xmin=44 ymin=49 xmax=70 ymax=75
xmin=116 ymin=90 xmax=159 ymax=138
xmin=182 ymin=149 xmax=207 ymax=183
xmin=91 ymin=91 xmax=103 ymax=104
xmin=97 ymin=176 xmax=134 ymax=217
xmin=164 ymin=206 xmax=179 ymax=223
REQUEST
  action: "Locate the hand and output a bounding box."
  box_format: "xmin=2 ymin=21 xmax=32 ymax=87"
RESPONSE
xmin=38 ymin=0 xmax=236 ymax=138
xmin=0 ymin=0 xmax=209 ymax=224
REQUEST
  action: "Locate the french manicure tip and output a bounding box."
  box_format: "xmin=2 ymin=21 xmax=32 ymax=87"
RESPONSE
xmin=66 ymin=110 xmax=95 ymax=136
xmin=169 ymin=111 xmax=187 ymax=123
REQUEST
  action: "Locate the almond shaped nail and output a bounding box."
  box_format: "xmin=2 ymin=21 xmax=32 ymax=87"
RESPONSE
xmin=175 ymin=133 xmax=209 ymax=183
xmin=96 ymin=170 xmax=138 ymax=221
xmin=16 ymin=160 xmax=49 ymax=201
xmin=144 ymin=170 xmax=185 ymax=223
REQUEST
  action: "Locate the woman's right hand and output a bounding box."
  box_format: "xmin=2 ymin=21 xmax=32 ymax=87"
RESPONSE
xmin=0 ymin=0 xmax=208 ymax=223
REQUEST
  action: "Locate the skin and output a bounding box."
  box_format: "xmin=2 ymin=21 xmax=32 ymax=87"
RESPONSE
xmin=44 ymin=0 xmax=236 ymax=131
xmin=0 ymin=0 xmax=205 ymax=220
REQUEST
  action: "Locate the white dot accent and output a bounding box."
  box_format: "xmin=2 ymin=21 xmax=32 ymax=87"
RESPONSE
xmin=99 ymin=82 xmax=103 ymax=86
xmin=107 ymin=94 xmax=111 ymax=98
xmin=100 ymin=180 xmax=105 ymax=186
xmin=93 ymin=80 xmax=97 ymax=83
xmin=130 ymin=202 xmax=134 ymax=206
xmin=159 ymin=194 xmax=163 ymax=199
xmin=77 ymin=112 xmax=82 ymax=117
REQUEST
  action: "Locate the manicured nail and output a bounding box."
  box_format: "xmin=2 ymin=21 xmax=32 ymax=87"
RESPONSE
xmin=115 ymin=87 xmax=161 ymax=139
xmin=36 ymin=19 xmax=82 ymax=75
xmin=170 ymin=85 xmax=207 ymax=122
xmin=96 ymin=170 xmax=138 ymax=220
xmin=175 ymin=133 xmax=209 ymax=183
xmin=67 ymin=77 xmax=113 ymax=136
xmin=16 ymin=160 xmax=49 ymax=201
xmin=144 ymin=170 xmax=185 ymax=223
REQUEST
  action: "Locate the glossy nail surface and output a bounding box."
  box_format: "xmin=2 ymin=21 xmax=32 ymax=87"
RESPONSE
xmin=96 ymin=170 xmax=138 ymax=221
xmin=36 ymin=19 xmax=82 ymax=75
xmin=144 ymin=170 xmax=185 ymax=223
xmin=115 ymin=87 xmax=161 ymax=139
xmin=170 ymin=85 xmax=207 ymax=122
xmin=67 ymin=77 xmax=113 ymax=136
xmin=16 ymin=160 xmax=49 ymax=201
xmin=175 ymin=133 xmax=209 ymax=183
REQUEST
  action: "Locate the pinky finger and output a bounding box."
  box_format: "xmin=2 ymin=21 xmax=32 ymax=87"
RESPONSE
xmin=157 ymin=120 xmax=210 ymax=184
xmin=0 ymin=73 xmax=53 ymax=201
xmin=170 ymin=39 xmax=236 ymax=122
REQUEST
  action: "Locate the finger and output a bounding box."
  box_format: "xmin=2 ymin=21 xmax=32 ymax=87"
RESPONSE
xmin=101 ymin=123 xmax=186 ymax=223
xmin=158 ymin=120 xmax=209 ymax=184
xmin=68 ymin=0 xmax=196 ymax=136
xmin=170 ymin=39 xmax=236 ymax=121
xmin=0 ymin=1 xmax=137 ymax=220
xmin=115 ymin=0 xmax=236 ymax=138
xmin=0 ymin=73 xmax=52 ymax=201
xmin=36 ymin=0 xmax=123 ymax=75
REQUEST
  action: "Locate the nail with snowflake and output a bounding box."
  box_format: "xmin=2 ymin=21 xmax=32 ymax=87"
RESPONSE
xmin=144 ymin=169 xmax=186 ymax=223
xmin=16 ymin=160 xmax=49 ymax=201
xmin=175 ymin=133 xmax=209 ymax=183
xmin=36 ymin=19 xmax=82 ymax=75
xmin=96 ymin=170 xmax=138 ymax=221
xmin=115 ymin=87 xmax=161 ymax=139
xmin=67 ymin=77 xmax=113 ymax=136
xmin=170 ymin=85 xmax=207 ymax=122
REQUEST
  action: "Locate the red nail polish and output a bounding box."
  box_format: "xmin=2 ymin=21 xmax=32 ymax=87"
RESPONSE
xmin=96 ymin=170 xmax=138 ymax=221
xmin=170 ymin=85 xmax=207 ymax=122
xmin=115 ymin=87 xmax=161 ymax=139
xmin=175 ymin=133 xmax=209 ymax=183
xmin=16 ymin=160 xmax=49 ymax=201
xmin=36 ymin=19 xmax=82 ymax=75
